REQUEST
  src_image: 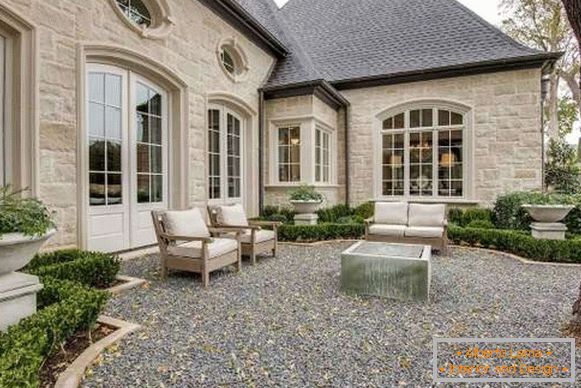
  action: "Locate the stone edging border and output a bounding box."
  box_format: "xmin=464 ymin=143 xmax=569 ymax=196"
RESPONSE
xmin=107 ymin=275 xmax=148 ymax=295
xmin=280 ymin=240 xmax=581 ymax=267
xmin=54 ymin=315 xmax=141 ymax=388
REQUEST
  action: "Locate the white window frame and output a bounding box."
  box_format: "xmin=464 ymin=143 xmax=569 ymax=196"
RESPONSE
xmin=269 ymin=117 xmax=337 ymax=187
xmin=274 ymin=124 xmax=302 ymax=184
xmin=0 ymin=33 xmax=6 ymax=187
xmin=374 ymin=102 xmax=473 ymax=201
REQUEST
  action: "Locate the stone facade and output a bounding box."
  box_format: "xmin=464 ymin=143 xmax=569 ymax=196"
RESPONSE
xmin=342 ymin=68 xmax=543 ymax=206
xmin=1 ymin=0 xmax=275 ymax=248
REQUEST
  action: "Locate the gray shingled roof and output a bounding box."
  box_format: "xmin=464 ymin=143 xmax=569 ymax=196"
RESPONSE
xmin=235 ymin=0 xmax=558 ymax=89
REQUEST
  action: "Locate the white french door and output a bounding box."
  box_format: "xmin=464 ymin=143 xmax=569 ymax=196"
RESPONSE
xmin=0 ymin=34 xmax=6 ymax=186
xmin=207 ymin=105 xmax=244 ymax=206
xmin=86 ymin=64 xmax=168 ymax=252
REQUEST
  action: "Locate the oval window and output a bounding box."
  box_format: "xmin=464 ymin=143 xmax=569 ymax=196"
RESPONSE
xmin=110 ymin=0 xmax=174 ymax=39
xmin=218 ymin=39 xmax=249 ymax=82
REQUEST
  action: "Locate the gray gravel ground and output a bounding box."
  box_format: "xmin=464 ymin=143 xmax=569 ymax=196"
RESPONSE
xmin=82 ymin=243 xmax=581 ymax=387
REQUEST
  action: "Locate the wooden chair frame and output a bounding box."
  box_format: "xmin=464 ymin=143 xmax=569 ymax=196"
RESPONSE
xmin=151 ymin=210 xmax=242 ymax=287
xmin=207 ymin=206 xmax=282 ymax=265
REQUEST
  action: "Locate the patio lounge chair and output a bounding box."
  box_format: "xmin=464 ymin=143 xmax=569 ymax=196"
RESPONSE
xmin=365 ymin=202 xmax=448 ymax=254
xmin=207 ymin=204 xmax=281 ymax=265
xmin=151 ymin=208 xmax=242 ymax=287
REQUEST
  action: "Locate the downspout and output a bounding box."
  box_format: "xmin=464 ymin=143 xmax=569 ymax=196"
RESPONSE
xmin=540 ymin=72 xmax=551 ymax=193
xmin=344 ymin=105 xmax=350 ymax=206
xmin=258 ymin=89 xmax=265 ymax=214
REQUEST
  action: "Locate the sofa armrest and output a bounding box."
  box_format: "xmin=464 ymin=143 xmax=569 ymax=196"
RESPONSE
xmin=160 ymin=233 xmax=213 ymax=243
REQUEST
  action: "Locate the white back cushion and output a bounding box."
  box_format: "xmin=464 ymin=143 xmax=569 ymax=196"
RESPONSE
xmin=162 ymin=208 xmax=210 ymax=237
xmin=374 ymin=202 xmax=408 ymax=225
xmin=408 ymin=204 xmax=446 ymax=227
xmin=218 ymin=204 xmax=249 ymax=227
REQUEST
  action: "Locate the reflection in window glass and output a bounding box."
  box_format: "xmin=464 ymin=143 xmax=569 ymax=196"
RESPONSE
xmin=381 ymin=107 xmax=465 ymax=198
xmin=208 ymin=110 xmax=221 ymax=200
xmin=278 ymin=126 xmax=301 ymax=182
xmin=88 ymin=72 xmax=123 ymax=206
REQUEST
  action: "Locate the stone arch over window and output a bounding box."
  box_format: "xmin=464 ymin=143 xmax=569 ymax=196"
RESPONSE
xmin=374 ymin=100 xmax=473 ymax=200
xmin=0 ymin=4 xmax=37 ymax=195
xmin=109 ymin=0 xmax=174 ymax=40
xmin=217 ymin=38 xmax=250 ymax=83
xmin=78 ymin=44 xmax=189 ymax=249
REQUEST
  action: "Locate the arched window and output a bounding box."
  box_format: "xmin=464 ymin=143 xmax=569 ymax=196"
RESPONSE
xmin=379 ymin=106 xmax=468 ymax=198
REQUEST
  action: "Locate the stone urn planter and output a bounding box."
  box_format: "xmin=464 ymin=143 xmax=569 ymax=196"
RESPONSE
xmin=522 ymin=204 xmax=574 ymax=240
xmin=0 ymin=229 xmax=56 ymax=331
xmin=290 ymin=200 xmax=323 ymax=225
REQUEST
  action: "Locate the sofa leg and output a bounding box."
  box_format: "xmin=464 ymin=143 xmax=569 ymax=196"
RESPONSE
xmin=160 ymin=259 xmax=168 ymax=280
xmin=251 ymin=251 xmax=256 ymax=265
xmin=202 ymin=269 xmax=210 ymax=288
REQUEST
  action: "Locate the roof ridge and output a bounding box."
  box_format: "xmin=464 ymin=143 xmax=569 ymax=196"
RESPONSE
xmin=446 ymin=0 xmax=543 ymax=55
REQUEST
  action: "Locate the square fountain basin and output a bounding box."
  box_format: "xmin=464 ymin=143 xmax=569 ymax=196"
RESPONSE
xmin=341 ymin=242 xmax=431 ymax=301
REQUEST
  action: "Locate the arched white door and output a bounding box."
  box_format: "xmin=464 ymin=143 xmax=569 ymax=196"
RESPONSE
xmin=86 ymin=64 xmax=169 ymax=252
xmin=207 ymin=104 xmax=244 ymax=206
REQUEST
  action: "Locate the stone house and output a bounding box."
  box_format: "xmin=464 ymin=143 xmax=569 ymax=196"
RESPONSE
xmin=0 ymin=0 xmax=559 ymax=252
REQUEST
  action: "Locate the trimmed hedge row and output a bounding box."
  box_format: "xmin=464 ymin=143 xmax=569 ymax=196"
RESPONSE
xmin=278 ymin=223 xmax=365 ymax=242
xmin=26 ymin=251 xmax=120 ymax=289
xmin=0 ymin=278 xmax=108 ymax=387
xmin=448 ymin=225 xmax=581 ymax=263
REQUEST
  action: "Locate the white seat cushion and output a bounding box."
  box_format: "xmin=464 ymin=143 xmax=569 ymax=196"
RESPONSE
xmin=405 ymin=226 xmax=444 ymax=238
xmin=368 ymin=224 xmax=406 ymax=237
xmin=162 ymin=208 xmax=210 ymax=238
xmin=408 ymin=204 xmax=446 ymax=227
xmin=374 ymin=202 xmax=408 ymax=225
xmin=218 ymin=204 xmax=249 ymax=227
xmin=222 ymin=230 xmax=276 ymax=244
xmin=168 ymin=238 xmax=238 ymax=259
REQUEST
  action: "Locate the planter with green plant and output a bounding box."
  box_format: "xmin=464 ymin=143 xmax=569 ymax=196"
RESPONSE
xmin=0 ymin=186 xmax=56 ymax=331
xmin=289 ymin=185 xmax=324 ymax=213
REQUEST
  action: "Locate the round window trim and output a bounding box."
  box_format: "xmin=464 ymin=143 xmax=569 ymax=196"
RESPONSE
xmin=109 ymin=0 xmax=174 ymax=40
xmin=217 ymin=38 xmax=250 ymax=83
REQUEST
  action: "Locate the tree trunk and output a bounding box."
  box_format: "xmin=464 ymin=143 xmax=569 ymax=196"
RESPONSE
xmin=547 ymin=73 xmax=560 ymax=139
xmin=561 ymin=0 xmax=581 ymax=332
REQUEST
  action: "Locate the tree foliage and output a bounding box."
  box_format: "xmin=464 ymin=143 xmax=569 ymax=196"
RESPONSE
xmin=545 ymin=137 xmax=581 ymax=193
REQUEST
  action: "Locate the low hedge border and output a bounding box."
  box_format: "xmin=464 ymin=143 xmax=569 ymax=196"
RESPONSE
xmin=25 ymin=250 xmax=121 ymax=289
xmin=448 ymin=225 xmax=581 ymax=263
xmin=278 ymin=223 xmax=365 ymax=242
xmin=0 ymin=278 xmax=108 ymax=387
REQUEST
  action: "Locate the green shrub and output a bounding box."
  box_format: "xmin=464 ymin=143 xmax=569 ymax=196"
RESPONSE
xmin=448 ymin=208 xmax=464 ymax=226
xmin=278 ymin=223 xmax=365 ymax=242
xmin=317 ymin=204 xmax=353 ymax=223
xmin=354 ymin=202 xmax=374 ymax=220
xmin=261 ymin=206 xmax=296 ymax=224
xmin=25 ymin=250 xmax=120 ymax=289
xmin=448 ymin=225 xmax=581 ymax=263
xmin=492 ymin=191 xmax=580 ymax=233
xmin=449 ymin=207 xmax=493 ymax=227
xmin=0 ymin=279 xmax=108 ymax=387
xmin=336 ymin=215 xmax=365 ymax=225
xmin=0 ymin=186 xmax=55 ymax=237
xmin=288 ymin=184 xmax=324 ymax=202
xmin=465 ymin=219 xmax=495 ymax=229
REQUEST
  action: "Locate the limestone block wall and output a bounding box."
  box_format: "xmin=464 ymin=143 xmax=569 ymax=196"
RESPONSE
xmin=341 ymin=68 xmax=543 ymax=206
xmin=264 ymin=95 xmax=345 ymax=208
xmin=1 ymin=0 xmax=275 ymax=248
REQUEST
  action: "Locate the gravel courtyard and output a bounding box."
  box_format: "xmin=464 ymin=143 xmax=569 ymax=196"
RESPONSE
xmin=83 ymin=243 xmax=581 ymax=387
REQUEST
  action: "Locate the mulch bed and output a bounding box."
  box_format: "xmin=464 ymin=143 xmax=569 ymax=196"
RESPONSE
xmin=39 ymin=323 xmax=117 ymax=388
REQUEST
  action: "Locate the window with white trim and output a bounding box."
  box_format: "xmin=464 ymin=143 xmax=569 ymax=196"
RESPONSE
xmin=0 ymin=34 xmax=6 ymax=186
xmin=277 ymin=126 xmax=301 ymax=182
xmin=381 ymin=107 xmax=465 ymax=198
xmin=315 ymin=127 xmax=330 ymax=183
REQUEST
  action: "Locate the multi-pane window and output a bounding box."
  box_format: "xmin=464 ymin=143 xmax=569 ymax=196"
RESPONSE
xmin=278 ymin=126 xmax=301 ymax=182
xmin=0 ymin=35 xmax=5 ymax=187
xmin=207 ymin=109 xmax=243 ymax=201
xmin=136 ymin=82 xmax=163 ymax=204
xmin=381 ymin=108 xmax=465 ymax=198
xmin=116 ymin=0 xmax=152 ymax=27
xmin=208 ymin=110 xmax=221 ymax=200
xmin=315 ymin=128 xmax=330 ymax=183
xmin=227 ymin=114 xmax=241 ymax=198
xmin=88 ymin=72 xmax=123 ymax=206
